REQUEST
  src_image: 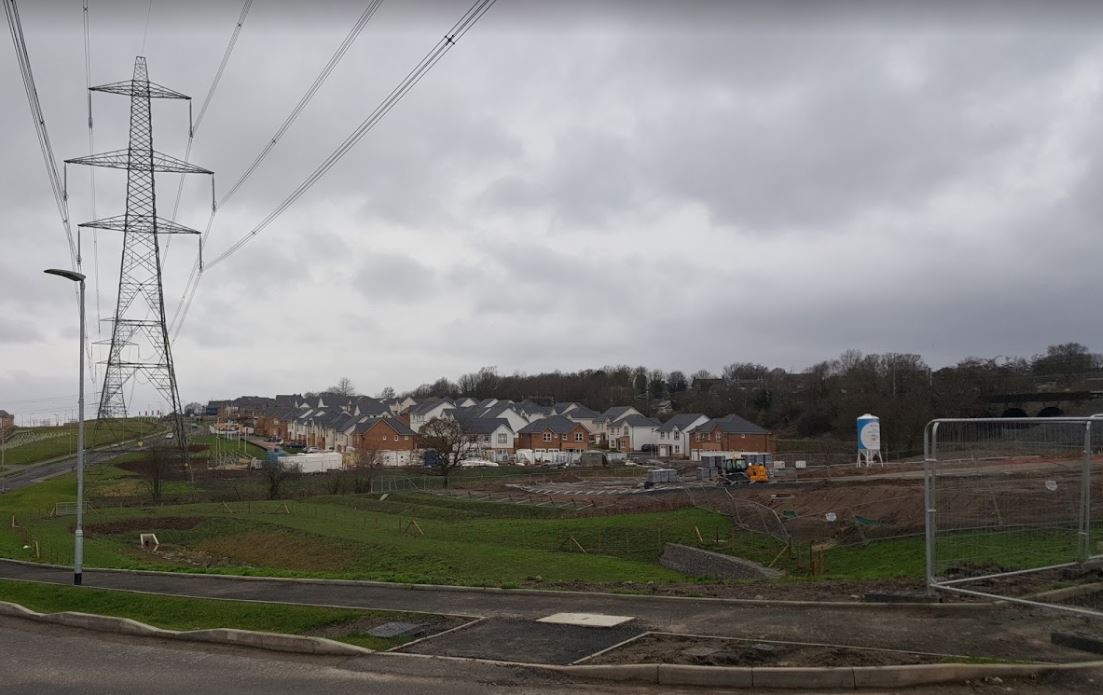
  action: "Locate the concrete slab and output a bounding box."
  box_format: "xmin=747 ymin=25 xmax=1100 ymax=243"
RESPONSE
xmin=399 ymin=618 xmax=642 ymax=665
xmin=537 ymin=612 xmax=635 ymax=628
xmin=367 ymin=621 xmax=426 ymax=638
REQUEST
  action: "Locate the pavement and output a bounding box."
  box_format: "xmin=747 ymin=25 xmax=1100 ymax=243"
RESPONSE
xmin=0 ymin=559 xmax=1089 ymax=665
xmin=0 ymin=615 xmax=681 ymax=695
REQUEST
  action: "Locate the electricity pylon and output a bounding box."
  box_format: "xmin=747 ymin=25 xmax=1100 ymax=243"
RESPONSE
xmin=67 ymin=57 xmax=212 ymax=447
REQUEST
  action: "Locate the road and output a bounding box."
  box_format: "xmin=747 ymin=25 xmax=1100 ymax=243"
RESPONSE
xmin=0 ymin=559 xmax=1085 ymax=663
xmin=0 ymin=450 xmax=119 ymax=494
xmin=0 ymin=615 xmax=676 ymax=695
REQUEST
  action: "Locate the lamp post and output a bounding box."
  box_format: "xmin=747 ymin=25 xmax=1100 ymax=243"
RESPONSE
xmin=45 ymin=268 xmax=86 ymax=586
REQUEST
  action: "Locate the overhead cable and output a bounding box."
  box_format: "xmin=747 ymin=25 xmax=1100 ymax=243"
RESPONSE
xmin=206 ymin=0 xmax=497 ymax=270
xmin=3 ymin=0 xmax=77 ymax=268
xmin=169 ymin=0 xmax=394 ymax=338
xmin=163 ymin=0 xmax=254 ymax=265
xmin=174 ymin=0 xmax=498 ymax=339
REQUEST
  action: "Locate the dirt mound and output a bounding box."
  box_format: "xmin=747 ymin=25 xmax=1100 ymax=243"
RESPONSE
xmin=85 ymin=516 xmax=202 ymax=535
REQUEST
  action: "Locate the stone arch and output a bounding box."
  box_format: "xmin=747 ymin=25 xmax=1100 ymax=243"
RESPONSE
xmin=1001 ymin=407 xmax=1028 ymax=418
xmin=1037 ymin=406 xmax=1064 ymax=418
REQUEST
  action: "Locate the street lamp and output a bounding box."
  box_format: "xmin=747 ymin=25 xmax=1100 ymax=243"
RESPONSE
xmin=45 ymin=268 xmax=86 ymax=586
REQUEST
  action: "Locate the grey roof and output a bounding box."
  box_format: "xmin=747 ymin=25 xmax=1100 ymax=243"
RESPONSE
xmin=0 ymin=410 xmax=12 ymax=418
xmin=454 ymin=416 xmax=513 ymax=435
xmin=355 ymin=416 xmax=416 ymax=437
xmin=599 ymin=406 xmax=636 ymax=422
xmin=518 ymin=415 xmax=581 ymax=435
xmin=356 ymin=400 xmax=391 ymax=417
xmin=566 ymin=406 xmax=600 ymax=419
xmin=410 ymin=398 xmax=453 ymax=416
xmin=612 ymin=414 xmax=661 ymax=428
xmin=274 ymin=394 xmax=301 ymax=407
xmin=699 ymin=414 xmax=769 ymax=434
xmin=657 ymin=413 xmax=708 ymax=432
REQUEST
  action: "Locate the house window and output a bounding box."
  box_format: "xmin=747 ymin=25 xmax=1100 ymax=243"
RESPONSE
xmin=403 ymin=435 xmax=408 ymax=441
xmin=575 ymin=433 xmax=583 ymax=442
xmin=543 ymin=433 xmax=552 ymax=442
xmin=674 ymin=445 xmax=681 ymax=454
xmin=497 ymin=433 xmax=507 ymax=444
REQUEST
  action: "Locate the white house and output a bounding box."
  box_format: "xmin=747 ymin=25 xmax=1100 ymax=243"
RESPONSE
xmin=408 ymin=398 xmax=454 ymax=432
xmin=609 ymin=414 xmax=662 ymax=452
xmin=656 ymin=413 xmax=709 ymax=458
xmin=455 ymin=416 xmax=515 ymax=462
xmin=594 ymin=406 xmax=641 ymax=443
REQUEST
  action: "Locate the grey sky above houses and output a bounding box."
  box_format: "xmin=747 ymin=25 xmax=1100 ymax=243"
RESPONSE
xmin=2 ymin=0 xmax=1102 ymax=421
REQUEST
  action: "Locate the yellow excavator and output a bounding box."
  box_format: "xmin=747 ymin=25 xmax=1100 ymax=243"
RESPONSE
xmin=718 ymin=456 xmax=770 ymax=485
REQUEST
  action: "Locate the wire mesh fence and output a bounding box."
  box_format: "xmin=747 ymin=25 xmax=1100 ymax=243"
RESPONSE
xmin=924 ymin=417 xmax=1103 ymax=616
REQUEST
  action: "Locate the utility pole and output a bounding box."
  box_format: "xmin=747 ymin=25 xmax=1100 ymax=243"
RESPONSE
xmin=66 ymin=57 xmax=213 ymax=459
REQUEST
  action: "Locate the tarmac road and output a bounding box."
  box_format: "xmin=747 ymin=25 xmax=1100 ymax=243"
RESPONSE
xmin=0 ymin=615 xmax=671 ymax=695
xmin=0 ymin=450 xmax=119 ymax=494
xmin=0 ymin=559 xmax=1085 ymax=664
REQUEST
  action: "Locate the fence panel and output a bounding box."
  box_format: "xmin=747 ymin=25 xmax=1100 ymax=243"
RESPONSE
xmin=924 ymin=417 xmax=1103 ymax=616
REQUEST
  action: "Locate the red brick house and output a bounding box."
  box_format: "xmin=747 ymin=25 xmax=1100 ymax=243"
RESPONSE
xmin=354 ymin=417 xmax=418 ymax=466
xmin=689 ymin=414 xmax=775 ymax=459
xmin=517 ymin=415 xmax=590 ymax=453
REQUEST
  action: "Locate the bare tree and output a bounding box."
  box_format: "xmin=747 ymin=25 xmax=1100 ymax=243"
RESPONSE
xmin=352 ymin=445 xmax=383 ymax=494
xmin=262 ymin=459 xmax=298 ymax=500
xmin=419 ymin=417 xmax=475 ymax=489
xmin=325 ymin=377 xmax=358 ymax=397
xmin=135 ymin=443 xmax=182 ymax=504
xmin=377 ymin=386 xmax=396 ymax=400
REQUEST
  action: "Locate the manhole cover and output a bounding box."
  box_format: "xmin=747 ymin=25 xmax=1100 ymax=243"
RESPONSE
xmin=537 ymin=612 xmax=635 ymax=628
xmin=367 ymin=621 xmax=426 ymax=638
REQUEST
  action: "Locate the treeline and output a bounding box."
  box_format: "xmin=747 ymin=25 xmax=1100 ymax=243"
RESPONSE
xmin=395 ymin=343 xmax=1102 ymax=455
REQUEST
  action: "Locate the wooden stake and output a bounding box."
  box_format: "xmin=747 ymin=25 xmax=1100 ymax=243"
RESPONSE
xmin=570 ymin=536 xmax=587 ymax=553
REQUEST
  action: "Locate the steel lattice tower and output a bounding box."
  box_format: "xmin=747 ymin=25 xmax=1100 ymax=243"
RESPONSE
xmin=67 ymin=57 xmax=211 ymax=445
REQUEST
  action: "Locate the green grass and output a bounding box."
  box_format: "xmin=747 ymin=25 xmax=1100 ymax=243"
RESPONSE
xmin=6 ymin=460 xmax=1092 ymax=588
xmin=0 ymin=420 xmax=161 ymax=468
xmin=0 ymin=578 xmax=426 ymax=650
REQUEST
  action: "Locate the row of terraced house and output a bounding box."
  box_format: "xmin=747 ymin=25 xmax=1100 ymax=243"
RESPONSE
xmin=207 ymin=394 xmax=775 ymax=466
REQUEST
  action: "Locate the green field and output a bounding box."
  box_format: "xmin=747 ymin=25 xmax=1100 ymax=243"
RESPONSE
xmin=0 ymin=419 xmax=162 ymax=469
xmin=2 ymin=459 xmax=1092 ymax=589
xmin=0 ymin=578 xmax=441 ymax=650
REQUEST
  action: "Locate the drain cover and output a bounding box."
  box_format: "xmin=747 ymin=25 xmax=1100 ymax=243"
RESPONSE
xmin=537 ymin=612 xmax=635 ymax=628
xmin=367 ymin=621 xmax=426 ymax=638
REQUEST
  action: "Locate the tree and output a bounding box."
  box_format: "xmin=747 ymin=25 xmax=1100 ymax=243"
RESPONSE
xmin=352 ymin=445 xmax=383 ymax=494
xmin=183 ymin=402 xmax=204 ymax=417
xmin=419 ymin=417 xmax=475 ymax=489
xmin=325 ymin=377 xmax=357 ymax=397
xmin=668 ymin=370 xmax=688 ymax=392
xmin=261 ymin=459 xmax=298 ymax=500
xmin=135 ymin=442 xmax=182 ymax=504
xmin=377 ymin=386 xmax=396 ymax=400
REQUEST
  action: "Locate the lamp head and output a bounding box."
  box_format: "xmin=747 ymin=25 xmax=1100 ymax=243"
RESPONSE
xmin=44 ymin=268 xmax=86 ymax=282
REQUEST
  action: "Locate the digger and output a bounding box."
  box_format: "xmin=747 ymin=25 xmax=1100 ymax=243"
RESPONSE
xmin=717 ymin=455 xmax=770 ymax=485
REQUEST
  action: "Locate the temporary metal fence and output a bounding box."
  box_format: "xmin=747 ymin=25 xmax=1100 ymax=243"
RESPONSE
xmin=924 ymin=416 xmax=1103 ymax=617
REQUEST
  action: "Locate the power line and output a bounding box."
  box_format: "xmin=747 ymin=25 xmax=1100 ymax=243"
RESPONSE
xmin=169 ymin=0 xmax=391 ymax=338
xmin=163 ymin=0 xmax=254 ymax=264
xmin=3 ymin=0 xmax=77 ymax=268
xmin=83 ymin=0 xmax=103 ymax=347
xmin=205 ymin=0 xmax=498 ymax=271
xmin=140 ymin=0 xmax=152 ymax=56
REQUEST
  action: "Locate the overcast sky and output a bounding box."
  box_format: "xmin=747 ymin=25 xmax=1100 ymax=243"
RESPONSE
xmin=2 ymin=0 xmax=1103 ymax=420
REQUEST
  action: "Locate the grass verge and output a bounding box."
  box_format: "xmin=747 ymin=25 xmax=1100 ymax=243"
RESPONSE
xmin=0 ymin=578 xmax=443 ymax=650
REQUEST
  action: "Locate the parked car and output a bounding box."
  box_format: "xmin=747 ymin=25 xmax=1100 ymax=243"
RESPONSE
xmin=304 ymin=447 xmax=320 ymax=453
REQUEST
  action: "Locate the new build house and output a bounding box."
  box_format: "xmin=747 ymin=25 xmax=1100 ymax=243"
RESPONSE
xmin=517 ymin=415 xmax=590 ymax=456
xmin=688 ymin=414 xmax=776 ymax=459
xmin=656 ymin=413 xmax=709 ymax=458
xmin=608 ymin=413 xmax=662 ymax=452
xmin=354 ymin=417 xmax=418 ymax=466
